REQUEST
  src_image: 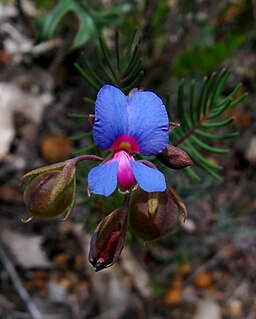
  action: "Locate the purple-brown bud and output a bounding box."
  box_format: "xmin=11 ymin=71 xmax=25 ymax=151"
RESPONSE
xmin=130 ymin=189 xmax=177 ymax=241
xmin=89 ymin=207 xmax=128 ymax=271
xmin=157 ymin=145 xmax=193 ymax=170
xmin=20 ymin=161 xmax=76 ymax=221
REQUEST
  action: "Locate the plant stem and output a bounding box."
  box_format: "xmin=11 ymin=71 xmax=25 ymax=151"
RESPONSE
xmin=73 ymin=155 xmax=103 ymax=165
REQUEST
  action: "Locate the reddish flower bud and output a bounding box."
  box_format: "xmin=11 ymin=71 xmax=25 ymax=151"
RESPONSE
xmin=89 ymin=207 xmax=128 ymax=271
xmin=130 ymin=189 xmax=177 ymax=241
xmin=20 ymin=161 xmax=76 ymax=221
xmin=157 ymin=145 xmax=193 ymax=170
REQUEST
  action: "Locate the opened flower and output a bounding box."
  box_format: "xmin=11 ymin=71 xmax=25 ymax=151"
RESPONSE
xmin=88 ymin=85 xmax=169 ymax=196
xmin=20 ymin=82 xmax=191 ymax=271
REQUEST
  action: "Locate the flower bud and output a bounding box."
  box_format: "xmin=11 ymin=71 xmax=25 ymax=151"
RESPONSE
xmin=130 ymin=189 xmax=177 ymax=241
xmin=89 ymin=207 xmax=128 ymax=271
xmin=157 ymin=145 xmax=193 ymax=169
xmin=20 ymin=161 xmax=76 ymax=221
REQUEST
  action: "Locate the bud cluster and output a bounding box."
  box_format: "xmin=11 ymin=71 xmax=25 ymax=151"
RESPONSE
xmin=20 ymin=123 xmax=192 ymax=271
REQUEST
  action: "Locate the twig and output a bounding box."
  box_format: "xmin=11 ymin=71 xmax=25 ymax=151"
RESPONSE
xmin=30 ymin=39 xmax=63 ymax=57
xmin=15 ymin=0 xmax=25 ymax=19
xmin=0 ymin=243 xmax=42 ymax=319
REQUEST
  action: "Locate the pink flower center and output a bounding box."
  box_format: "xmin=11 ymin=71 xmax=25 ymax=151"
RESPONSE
xmin=111 ymin=151 xmax=135 ymax=191
xmin=111 ymin=135 xmax=140 ymax=154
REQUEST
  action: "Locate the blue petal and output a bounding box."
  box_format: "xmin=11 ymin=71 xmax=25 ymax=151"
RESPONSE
xmin=130 ymin=161 xmax=166 ymax=192
xmin=93 ymin=85 xmax=128 ymax=150
xmin=88 ymin=161 xmax=118 ymax=196
xmin=127 ymin=91 xmax=169 ymax=155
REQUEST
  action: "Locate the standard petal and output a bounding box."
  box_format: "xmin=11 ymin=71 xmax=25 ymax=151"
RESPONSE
xmin=130 ymin=161 xmax=166 ymax=192
xmin=127 ymin=91 xmax=169 ymax=156
xmin=93 ymin=85 xmax=128 ymax=150
xmin=88 ymin=161 xmax=118 ymax=196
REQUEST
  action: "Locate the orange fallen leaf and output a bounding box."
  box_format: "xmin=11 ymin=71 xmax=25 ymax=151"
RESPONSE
xmin=0 ymin=50 xmax=12 ymax=64
xmin=164 ymin=278 xmax=182 ymax=306
xmin=164 ymin=286 xmax=182 ymax=306
xmin=194 ymin=272 xmax=214 ymax=288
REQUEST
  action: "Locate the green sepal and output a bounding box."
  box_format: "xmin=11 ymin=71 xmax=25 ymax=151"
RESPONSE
xmin=61 ymin=175 xmax=76 ymax=221
xmin=20 ymin=161 xmax=69 ymax=184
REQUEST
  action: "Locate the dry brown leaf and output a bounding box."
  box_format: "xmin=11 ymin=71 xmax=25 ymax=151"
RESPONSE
xmin=164 ymin=277 xmax=182 ymax=306
xmin=40 ymin=135 xmax=71 ymax=164
xmin=164 ymin=286 xmax=182 ymax=306
xmin=0 ymin=50 xmax=12 ymax=64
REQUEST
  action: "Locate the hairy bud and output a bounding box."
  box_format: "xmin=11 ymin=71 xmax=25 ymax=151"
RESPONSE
xmin=157 ymin=145 xmax=193 ymax=169
xmin=89 ymin=207 xmax=128 ymax=271
xmin=130 ymin=189 xmax=177 ymax=241
xmin=20 ymin=161 xmax=76 ymax=221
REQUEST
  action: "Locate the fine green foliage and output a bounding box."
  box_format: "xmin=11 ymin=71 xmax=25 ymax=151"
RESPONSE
xmin=41 ymin=0 xmax=132 ymax=48
xmin=167 ymin=69 xmax=247 ymax=181
xmin=72 ymin=33 xmax=246 ymax=183
xmin=70 ymin=31 xmax=143 ymax=158
xmin=0 ymin=0 xmax=10 ymax=4
xmin=74 ymin=30 xmax=144 ymax=94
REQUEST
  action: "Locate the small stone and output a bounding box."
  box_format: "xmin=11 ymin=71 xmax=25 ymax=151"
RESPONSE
xmin=229 ymin=300 xmax=242 ymax=317
xmin=48 ymin=281 xmax=68 ymax=303
xmin=193 ymin=294 xmax=221 ymax=319
xmin=245 ymin=136 xmax=256 ymax=164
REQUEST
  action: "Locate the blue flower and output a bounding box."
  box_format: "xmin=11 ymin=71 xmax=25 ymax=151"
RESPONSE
xmin=88 ymin=85 xmax=169 ymax=196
